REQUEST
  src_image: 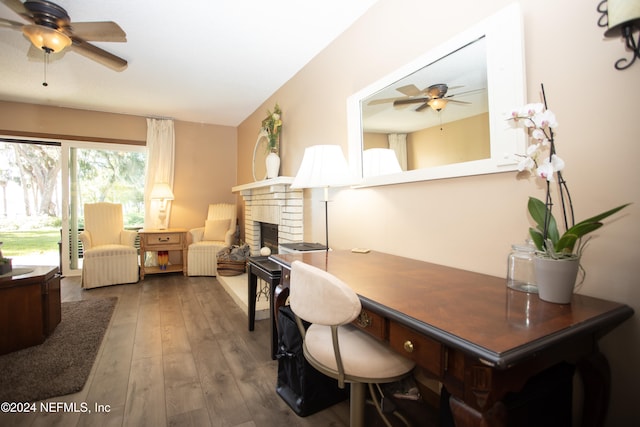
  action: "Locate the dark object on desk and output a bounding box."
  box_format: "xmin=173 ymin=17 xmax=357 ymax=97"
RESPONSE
xmin=276 ymin=305 xmax=348 ymax=416
xmin=279 ymin=242 xmax=327 ymax=252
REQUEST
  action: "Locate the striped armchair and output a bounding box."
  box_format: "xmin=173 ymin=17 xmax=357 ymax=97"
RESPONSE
xmin=187 ymin=203 xmax=237 ymax=276
xmin=79 ymin=203 xmax=139 ymax=289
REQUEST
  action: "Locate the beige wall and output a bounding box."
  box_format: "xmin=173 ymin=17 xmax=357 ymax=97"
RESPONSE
xmin=408 ymin=113 xmax=491 ymax=169
xmin=0 ymin=101 xmax=238 ymax=232
xmin=237 ymin=1 xmax=640 ymax=424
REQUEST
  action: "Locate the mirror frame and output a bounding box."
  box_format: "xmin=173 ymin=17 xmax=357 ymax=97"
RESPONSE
xmin=347 ymin=4 xmax=527 ymax=187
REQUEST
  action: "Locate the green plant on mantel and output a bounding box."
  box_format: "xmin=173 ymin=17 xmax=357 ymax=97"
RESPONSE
xmin=510 ymin=84 xmax=630 ymax=260
xmin=261 ymin=103 xmax=282 ymax=153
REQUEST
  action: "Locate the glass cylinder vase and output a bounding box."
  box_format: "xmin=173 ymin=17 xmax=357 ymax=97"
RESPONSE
xmin=507 ymin=243 xmax=537 ymax=293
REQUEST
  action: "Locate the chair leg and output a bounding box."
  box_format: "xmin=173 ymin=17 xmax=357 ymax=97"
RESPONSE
xmin=350 ymin=382 xmax=366 ymax=427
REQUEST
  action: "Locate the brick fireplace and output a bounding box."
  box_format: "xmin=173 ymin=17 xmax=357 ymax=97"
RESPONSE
xmin=232 ymin=177 xmax=303 ymax=256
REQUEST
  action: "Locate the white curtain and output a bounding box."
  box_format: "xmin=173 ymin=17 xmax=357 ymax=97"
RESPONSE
xmin=388 ymin=133 xmax=408 ymax=171
xmin=145 ymin=118 xmax=175 ymax=229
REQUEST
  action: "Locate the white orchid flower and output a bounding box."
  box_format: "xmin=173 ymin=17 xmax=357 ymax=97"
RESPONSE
xmin=536 ymin=155 xmax=564 ymax=182
xmin=526 ymin=143 xmax=540 ymax=156
xmin=537 ymin=109 xmax=558 ymax=128
xmin=536 ymin=161 xmax=555 ymax=182
xmin=550 ymin=154 xmax=565 ymax=171
xmin=517 ymin=156 xmax=535 ymax=172
xmin=531 ymin=128 xmax=548 ymax=142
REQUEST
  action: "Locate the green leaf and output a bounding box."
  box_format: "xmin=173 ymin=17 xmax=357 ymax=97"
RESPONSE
xmin=555 ymin=222 xmax=602 ymax=252
xmin=527 ymin=197 xmax=559 ymax=244
xmin=573 ymin=203 xmax=631 ymax=228
xmin=528 ymin=228 xmax=544 ymax=251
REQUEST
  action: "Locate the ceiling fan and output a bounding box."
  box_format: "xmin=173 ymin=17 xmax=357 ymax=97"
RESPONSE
xmin=369 ymin=83 xmax=473 ymax=112
xmin=0 ymin=0 xmax=127 ymax=71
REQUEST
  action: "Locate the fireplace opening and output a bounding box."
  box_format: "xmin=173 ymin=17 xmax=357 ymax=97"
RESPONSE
xmin=260 ymin=222 xmax=279 ymax=254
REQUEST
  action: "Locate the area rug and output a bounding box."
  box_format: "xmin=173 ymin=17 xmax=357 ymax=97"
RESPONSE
xmin=0 ymin=297 xmax=117 ymax=402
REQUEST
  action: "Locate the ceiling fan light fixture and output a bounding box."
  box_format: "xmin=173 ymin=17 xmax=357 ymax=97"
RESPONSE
xmin=428 ymin=98 xmax=448 ymax=111
xmin=22 ymin=24 xmax=71 ymax=53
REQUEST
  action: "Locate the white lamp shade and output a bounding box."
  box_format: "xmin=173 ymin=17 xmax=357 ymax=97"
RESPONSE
xmin=291 ymin=145 xmax=356 ymax=189
xmin=363 ymin=148 xmax=402 ymax=177
xmin=150 ymin=183 xmax=174 ymax=200
xmin=605 ymin=0 xmax=640 ymax=36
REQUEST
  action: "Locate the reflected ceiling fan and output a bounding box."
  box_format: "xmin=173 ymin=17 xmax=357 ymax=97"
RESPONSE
xmin=369 ymin=83 xmax=474 ymax=112
xmin=0 ymin=0 xmax=127 ymax=71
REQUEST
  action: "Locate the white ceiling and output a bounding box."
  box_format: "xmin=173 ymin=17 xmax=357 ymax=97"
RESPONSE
xmin=0 ymin=0 xmax=379 ymax=126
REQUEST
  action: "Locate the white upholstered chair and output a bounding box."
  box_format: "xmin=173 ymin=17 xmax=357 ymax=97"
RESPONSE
xmin=289 ymin=260 xmax=415 ymax=427
xmin=187 ymin=203 xmax=236 ymax=276
xmin=79 ymin=202 xmax=139 ymax=289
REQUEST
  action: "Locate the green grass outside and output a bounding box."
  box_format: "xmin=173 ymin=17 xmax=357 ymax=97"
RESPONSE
xmin=0 ymin=229 xmax=59 ymax=257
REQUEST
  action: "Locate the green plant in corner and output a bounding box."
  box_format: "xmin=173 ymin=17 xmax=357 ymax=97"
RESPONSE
xmin=511 ymin=84 xmax=630 ymax=261
xmin=261 ymin=103 xmax=282 ymax=153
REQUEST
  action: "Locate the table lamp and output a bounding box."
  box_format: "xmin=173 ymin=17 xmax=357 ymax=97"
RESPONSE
xmin=150 ymin=182 xmax=174 ymax=229
xmin=291 ymin=145 xmax=356 ymax=251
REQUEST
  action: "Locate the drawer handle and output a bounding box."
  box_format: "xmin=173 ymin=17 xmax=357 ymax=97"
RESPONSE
xmin=356 ymin=311 xmax=372 ymax=328
xmin=403 ymin=340 xmax=414 ymax=353
xmin=158 ymin=237 xmax=170 ymax=242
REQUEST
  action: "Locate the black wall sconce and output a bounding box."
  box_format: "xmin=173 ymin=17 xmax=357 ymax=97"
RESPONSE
xmin=597 ymin=0 xmax=640 ymax=70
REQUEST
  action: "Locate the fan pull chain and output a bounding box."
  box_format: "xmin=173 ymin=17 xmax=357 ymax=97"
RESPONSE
xmin=42 ymin=48 xmax=51 ymax=87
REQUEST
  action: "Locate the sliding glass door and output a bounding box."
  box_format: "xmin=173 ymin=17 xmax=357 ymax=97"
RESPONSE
xmin=61 ymin=142 xmax=146 ymax=276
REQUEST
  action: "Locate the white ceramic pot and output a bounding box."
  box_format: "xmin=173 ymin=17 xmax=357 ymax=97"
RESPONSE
xmin=265 ymin=151 xmax=280 ymax=179
xmin=533 ymin=256 xmax=580 ymax=304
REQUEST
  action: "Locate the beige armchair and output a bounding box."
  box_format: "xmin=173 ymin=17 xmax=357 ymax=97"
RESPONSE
xmin=79 ymin=202 xmax=139 ymax=289
xmin=187 ymin=203 xmax=237 ymax=276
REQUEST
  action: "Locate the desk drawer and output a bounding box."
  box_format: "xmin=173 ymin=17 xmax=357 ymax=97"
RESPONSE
xmin=144 ymin=233 xmax=183 ymax=248
xmin=389 ymin=321 xmax=443 ymax=376
xmin=352 ymin=308 xmax=386 ymax=340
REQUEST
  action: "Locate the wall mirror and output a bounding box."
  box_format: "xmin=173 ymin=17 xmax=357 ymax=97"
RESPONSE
xmin=347 ymin=4 xmax=527 ymax=187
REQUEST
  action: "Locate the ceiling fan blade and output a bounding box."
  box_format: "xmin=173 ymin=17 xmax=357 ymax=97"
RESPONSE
xmin=448 ymin=99 xmax=472 ymax=105
xmin=445 ymin=88 xmax=485 ymax=99
xmin=396 ymin=84 xmax=422 ymax=97
xmin=70 ymin=39 xmax=127 ymax=71
xmin=70 ymin=21 xmax=126 ymax=42
xmin=393 ymin=97 xmax=429 ymax=106
xmin=1 ymin=0 xmax=31 ymax=19
xmin=415 ymin=103 xmax=431 ymax=112
xmin=368 ymin=97 xmax=409 ymax=105
xmin=0 ymin=17 xmax=23 ymax=29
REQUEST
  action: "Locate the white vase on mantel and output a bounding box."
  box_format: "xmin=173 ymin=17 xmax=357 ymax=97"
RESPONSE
xmin=266 ymin=151 xmax=280 ymax=179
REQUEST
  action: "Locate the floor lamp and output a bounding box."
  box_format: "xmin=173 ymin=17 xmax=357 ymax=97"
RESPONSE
xmin=291 ymin=145 xmax=355 ymax=251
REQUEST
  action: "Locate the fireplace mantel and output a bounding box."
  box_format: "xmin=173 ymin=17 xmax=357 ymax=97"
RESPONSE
xmin=232 ymin=177 xmax=303 ymax=255
xmin=231 ymin=176 xmax=294 ymax=193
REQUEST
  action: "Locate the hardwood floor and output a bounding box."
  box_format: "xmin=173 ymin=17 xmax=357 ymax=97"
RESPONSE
xmin=1 ymin=273 xmax=353 ymax=427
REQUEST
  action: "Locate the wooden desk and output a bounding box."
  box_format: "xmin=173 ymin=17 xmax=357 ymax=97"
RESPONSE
xmin=0 ymin=266 xmax=61 ymax=355
xmin=139 ymin=228 xmax=188 ymax=280
xmin=271 ymin=250 xmax=634 ymax=427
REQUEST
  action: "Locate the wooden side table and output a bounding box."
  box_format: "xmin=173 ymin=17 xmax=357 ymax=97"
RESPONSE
xmin=139 ymin=228 xmax=188 ymax=280
xmin=0 ymin=265 xmax=61 ymax=355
